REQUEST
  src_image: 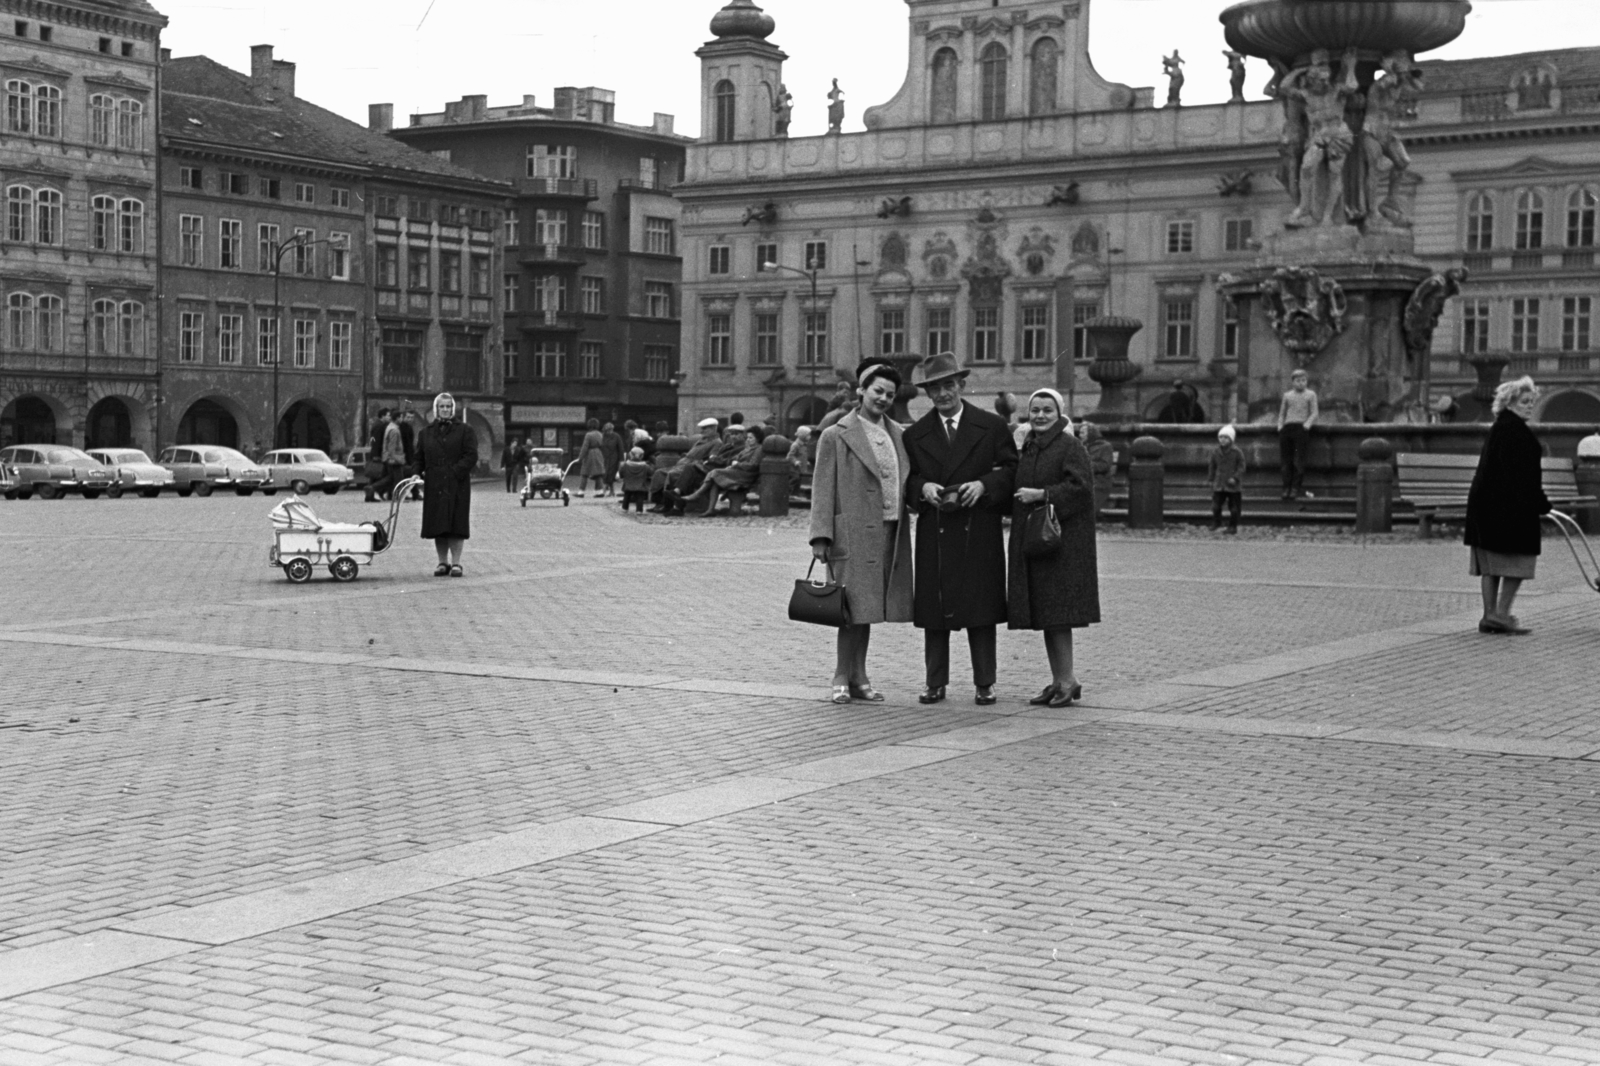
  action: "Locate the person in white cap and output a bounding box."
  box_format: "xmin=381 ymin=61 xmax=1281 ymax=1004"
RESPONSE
xmin=1208 ymin=424 xmax=1247 ymax=534
xmin=658 ymin=418 xmax=722 ymax=516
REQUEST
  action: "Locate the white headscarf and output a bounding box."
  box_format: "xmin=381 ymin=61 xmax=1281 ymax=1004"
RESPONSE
xmin=432 ymin=392 xmax=457 ymax=421
xmin=1027 ymin=388 xmax=1072 ymax=432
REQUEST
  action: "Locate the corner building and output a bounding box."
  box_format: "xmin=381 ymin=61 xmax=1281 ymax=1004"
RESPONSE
xmin=160 ymin=48 xmax=510 ymax=457
xmin=676 ymin=0 xmax=1600 ymax=429
xmin=0 ymin=0 xmax=165 ymax=450
xmin=385 ymin=88 xmax=692 ymax=453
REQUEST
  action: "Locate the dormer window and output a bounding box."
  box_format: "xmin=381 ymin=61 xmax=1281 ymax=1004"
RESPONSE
xmin=1513 ymin=68 xmax=1555 ymax=111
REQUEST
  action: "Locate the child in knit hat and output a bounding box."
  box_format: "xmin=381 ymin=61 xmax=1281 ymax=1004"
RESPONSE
xmin=1208 ymin=425 xmax=1247 ymax=534
xmin=617 ymin=447 xmax=653 ymax=514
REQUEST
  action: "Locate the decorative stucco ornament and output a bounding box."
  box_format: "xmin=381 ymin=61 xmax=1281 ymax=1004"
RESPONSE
xmin=1258 ymin=266 xmax=1348 ymax=361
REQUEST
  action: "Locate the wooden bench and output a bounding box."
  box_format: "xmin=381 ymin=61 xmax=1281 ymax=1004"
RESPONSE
xmin=1396 ymin=453 xmax=1597 ymax=538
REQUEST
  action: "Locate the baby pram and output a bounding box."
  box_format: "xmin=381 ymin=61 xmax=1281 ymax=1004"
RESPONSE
xmin=1546 ymin=510 xmax=1600 ymax=593
xmin=268 ymin=476 xmax=419 ymax=583
xmin=520 ymin=448 xmax=571 ymax=507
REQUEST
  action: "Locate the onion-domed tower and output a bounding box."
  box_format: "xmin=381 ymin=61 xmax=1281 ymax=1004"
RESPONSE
xmin=696 ymin=0 xmax=787 ymax=142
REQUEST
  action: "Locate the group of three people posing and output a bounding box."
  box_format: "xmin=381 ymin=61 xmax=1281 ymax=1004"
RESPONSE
xmin=808 ymin=354 xmax=1100 ymax=708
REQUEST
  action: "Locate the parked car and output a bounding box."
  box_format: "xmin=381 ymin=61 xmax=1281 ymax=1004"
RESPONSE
xmin=156 ymin=445 xmax=271 ymax=496
xmin=0 ymin=445 xmax=116 ymax=499
xmin=345 ymin=445 xmax=374 ymax=490
xmin=260 ymin=448 xmax=355 ymax=495
xmin=87 ymin=448 xmax=176 ymax=498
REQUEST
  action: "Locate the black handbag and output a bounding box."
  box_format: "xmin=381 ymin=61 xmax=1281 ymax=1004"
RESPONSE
xmin=788 ymin=558 xmax=851 ymax=627
xmin=1023 ymin=502 xmax=1062 ymax=559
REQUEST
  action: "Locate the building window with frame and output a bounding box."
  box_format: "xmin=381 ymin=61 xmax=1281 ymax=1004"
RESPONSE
xmin=1073 ymin=301 xmax=1100 ymax=360
xmin=292 ymin=228 xmax=316 ymax=275
xmin=330 ymin=187 xmax=350 ymax=209
xmin=803 ymin=240 xmax=827 ymax=271
xmin=34 ymin=188 xmax=61 ymax=245
xmin=756 ymin=242 xmax=778 ymax=270
xmin=644 ymin=344 xmax=672 ymax=381
xmin=179 ymin=214 xmax=203 ymax=266
xmin=1166 ymin=219 xmax=1196 ymax=254
xmin=645 ymin=217 xmax=675 ymax=255
xmin=293 ymin=318 xmax=316 ymax=369
xmin=1466 ymin=191 xmax=1494 ymax=251
xmin=532 ymin=341 xmax=567 ymax=378
xmin=971 ymin=306 xmax=1000 ymax=362
xmin=218 ymin=313 xmax=242 ymax=364
xmin=503 ymin=208 xmax=519 ymax=246
xmin=1515 ymin=190 xmax=1545 ymax=250
xmin=5 ymin=79 xmax=33 ymax=133
xmin=1162 ymin=298 xmax=1195 ymax=358
xmin=1511 ymin=297 xmax=1540 ymax=352
xmin=1019 ymin=303 xmax=1049 ymax=363
xmin=34 ymin=83 xmax=58 ymax=137
xmin=535 ymin=208 xmax=568 ymax=246
xmin=440 ymin=251 xmax=462 ymax=293
xmin=582 ymin=211 xmax=604 ymax=249
xmin=91 ymin=298 xmax=113 ymax=354
xmin=503 ymin=274 xmax=519 ymax=312
xmin=407 ymin=197 xmax=430 ymax=221
xmin=294 ymin=182 xmax=314 ymax=204
xmin=1224 ymin=218 xmax=1254 ymax=252
xmin=1563 ymin=296 xmax=1592 ymax=351
xmin=116 ymin=98 xmax=143 ymax=150
xmin=407 ymin=246 xmax=430 ymax=290
xmin=220 ymin=219 xmax=241 ymax=269
xmin=36 ymin=294 xmax=62 ymax=352
xmin=329 ymin=320 xmax=352 ymax=370
xmin=257 ymin=316 xmax=280 ymax=365
xmin=980 ymin=42 xmax=1008 ymax=121
xmin=445 ymin=332 xmax=483 ymax=391
xmin=257 ymin=223 xmax=279 ymax=272
xmin=89 ymin=93 xmax=113 ymax=146
xmin=753 ymin=311 xmax=779 ymax=366
xmin=116 ymin=198 xmax=144 ymax=254
xmin=469 ymin=255 xmax=490 ymax=296
xmin=526 ymin=144 xmax=577 ymax=179
xmin=377 ymin=245 xmax=399 ymax=287
xmin=179 ymin=311 xmax=203 ymax=363
xmin=117 ymin=301 xmax=144 ymax=355
xmin=1222 ymin=298 xmax=1241 ymax=358
xmin=91 ymin=195 xmax=114 ymax=249
xmin=503 ymin=339 xmax=521 ymax=381
xmin=7 ymin=293 xmax=32 ymax=349
xmin=706 ymin=313 xmax=732 ymax=366
xmin=6 ymin=185 xmax=32 ymax=242
xmin=581 ymin=276 xmax=604 ymax=314
xmin=257 ymin=176 xmax=280 ymax=200
xmin=879 ymin=308 xmax=907 ymax=355
xmin=645 ymin=281 xmax=673 ymax=318
xmin=926 ymin=306 xmax=952 ymax=354
xmin=222 ymin=172 xmax=247 ymax=196
xmin=381 ymin=327 xmax=424 ymax=387
xmin=578 ymin=340 xmax=603 ymax=379
xmin=708 ymin=244 xmax=731 ymax=275
xmin=329 ymin=233 xmax=351 ymax=280
xmin=373 ymin=194 xmax=398 ymax=217
xmin=1461 ymin=299 xmax=1490 ymax=354
xmin=802 ymin=310 xmax=829 ymax=366
xmin=532 ymin=276 xmax=568 ymax=313
xmin=1568 ymin=188 xmax=1598 ymax=248
xmin=713 ymin=80 xmax=736 ymax=143
xmin=178 ymin=166 xmax=203 ymax=190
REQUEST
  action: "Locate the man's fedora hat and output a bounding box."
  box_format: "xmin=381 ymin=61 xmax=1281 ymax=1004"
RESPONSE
xmin=914 ymin=352 xmax=969 ymax=389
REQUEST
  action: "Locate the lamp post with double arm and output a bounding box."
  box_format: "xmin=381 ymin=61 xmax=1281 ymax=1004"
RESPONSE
xmin=759 ymin=260 xmax=820 ymax=424
xmin=270 ymin=232 xmax=333 ymax=449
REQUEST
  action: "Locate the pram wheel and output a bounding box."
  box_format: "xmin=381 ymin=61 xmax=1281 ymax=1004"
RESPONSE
xmin=330 ymin=556 xmax=359 ymax=582
xmin=520 ymin=495 xmax=527 ymax=508
xmin=284 ymin=558 xmax=314 ymax=583
xmin=563 ymin=493 xmax=570 ymax=507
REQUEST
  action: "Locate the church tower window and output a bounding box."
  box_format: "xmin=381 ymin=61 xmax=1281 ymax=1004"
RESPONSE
xmin=931 ymin=48 xmax=958 ymax=124
xmin=1029 ymin=38 xmax=1058 ymax=115
xmin=980 ymin=43 xmax=1008 ymax=121
xmin=713 ymin=80 xmax=736 ymax=143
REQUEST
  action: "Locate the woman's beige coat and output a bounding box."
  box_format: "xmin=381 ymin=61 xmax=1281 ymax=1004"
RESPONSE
xmin=808 ymin=411 xmax=914 ymax=624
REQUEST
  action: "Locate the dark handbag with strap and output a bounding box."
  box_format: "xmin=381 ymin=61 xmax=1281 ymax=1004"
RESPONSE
xmin=1022 ymin=502 xmax=1062 ymax=559
xmin=788 ymin=557 xmax=852 ymax=627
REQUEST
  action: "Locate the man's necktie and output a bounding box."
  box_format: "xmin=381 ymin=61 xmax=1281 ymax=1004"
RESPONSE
xmin=945 ymin=418 xmax=956 ymax=442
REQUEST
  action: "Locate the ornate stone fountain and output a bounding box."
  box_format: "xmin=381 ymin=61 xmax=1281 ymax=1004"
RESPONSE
xmin=1216 ymin=0 xmax=1474 ymax=421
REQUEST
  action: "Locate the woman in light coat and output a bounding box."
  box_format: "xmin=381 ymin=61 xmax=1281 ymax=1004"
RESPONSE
xmin=808 ymin=364 xmax=914 ymax=704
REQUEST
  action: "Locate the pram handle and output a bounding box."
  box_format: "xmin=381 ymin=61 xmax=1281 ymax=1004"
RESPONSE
xmin=1544 ymin=510 xmax=1600 ymax=593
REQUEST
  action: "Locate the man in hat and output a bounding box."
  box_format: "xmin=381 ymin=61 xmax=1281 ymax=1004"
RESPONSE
xmin=904 ymin=353 xmax=1018 ymax=705
xmin=660 ymin=417 xmax=723 ymax=516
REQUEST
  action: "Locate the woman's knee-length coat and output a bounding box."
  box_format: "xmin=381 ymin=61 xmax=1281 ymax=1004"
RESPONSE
xmin=807 ymin=411 xmax=914 ymax=625
xmin=416 ymin=419 xmax=477 ymax=540
xmin=1008 ymin=420 xmax=1101 ymax=629
xmin=1464 ymin=408 xmax=1551 ymax=556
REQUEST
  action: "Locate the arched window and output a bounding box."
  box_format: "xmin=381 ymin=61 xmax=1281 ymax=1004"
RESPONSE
xmin=712 ymin=80 xmax=736 ymax=143
xmin=91 ymin=195 xmax=116 ymax=250
xmin=980 ymin=43 xmax=1008 ymax=121
xmin=930 ymin=48 xmax=958 ymax=123
xmin=1465 ymin=191 xmax=1494 ymax=251
xmin=35 ymin=295 xmax=63 ymax=352
xmin=1030 ymin=38 xmax=1059 ymax=115
xmin=92 ymin=299 xmax=115 ymax=354
xmin=118 ymin=198 xmax=144 ymax=254
xmin=34 ymin=85 xmax=59 ymax=138
xmin=1516 ymin=189 xmax=1545 ymax=250
xmin=6 ymin=186 xmax=33 ymax=243
xmin=7 ymin=293 xmax=33 ymax=349
xmin=35 ymin=189 xmax=61 ymax=245
xmin=6 ymin=80 xmax=33 ymax=133
xmin=119 ymin=301 xmax=145 ymax=356
xmin=1567 ymin=187 xmax=1597 ymax=248
xmin=90 ymin=94 xmax=113 ymax=146
xmin=116 ymin=99 xmax=143 ymax=150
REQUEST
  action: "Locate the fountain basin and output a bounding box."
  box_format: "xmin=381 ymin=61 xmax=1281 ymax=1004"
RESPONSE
xmin=1220 ymin=0 xmax=1470 ymax=64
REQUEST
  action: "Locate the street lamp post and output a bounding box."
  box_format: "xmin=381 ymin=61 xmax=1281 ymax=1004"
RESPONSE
xmin=270 ymin=232 xmax=333 ymax=450
xmin=760 ymin=260 xmax=820 ymax=426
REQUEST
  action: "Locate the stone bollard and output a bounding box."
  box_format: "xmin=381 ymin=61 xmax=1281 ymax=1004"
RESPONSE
xmin=1126 ymin=435 xmax=1164 ymax=530
xmin=757 ymin=435 xmax=792 ymax=517
xmin=1576 ymin=460 xmax=1600 ymax=535
xmin=1355 ymin=437 xmax=1394 ymax=534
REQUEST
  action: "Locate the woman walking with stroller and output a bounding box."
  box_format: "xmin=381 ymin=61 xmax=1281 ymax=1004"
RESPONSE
xmin=416 ymin=392 xmax=477 ymax=578
xmin=575 ymin=419 xmax=607 ymax=497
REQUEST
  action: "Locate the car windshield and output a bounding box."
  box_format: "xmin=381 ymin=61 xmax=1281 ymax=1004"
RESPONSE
xmin=212 ymin=449 xmax=251 ymax=464
xmin=43 ymin=447 xmax=93 ymax=463
xmin=105 ymin=450 xmax=150 ymax=464
xmin=300 ymin=450 xmax=332 ymax=463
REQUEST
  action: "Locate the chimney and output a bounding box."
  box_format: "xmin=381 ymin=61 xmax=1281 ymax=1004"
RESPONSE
xmin=251 ymin=43 xmax=274 ymax=84
xmin=521 ymin=94 xmax=537 ymax=110
xmin=249 ymin=44 xmax=295 ymax=99
xmin=271 ymin=59 xmax=295 ymax=98
xmin=368 ymin=103 xmax=394 ymax=133
xmin=653 ymin=112 xmax=675 ymax=135
xmin=159 ymin=46 xmax=170 ymax=63
xmin=464 ymin=94 xmax=487 ymax=121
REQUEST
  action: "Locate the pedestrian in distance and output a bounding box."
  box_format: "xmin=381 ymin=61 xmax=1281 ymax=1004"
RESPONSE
xmin=1208 ymin=424 xmax=1247 ymax=534
xmin=808 ymin=362 xmax=914 ymax=705
xmin=364 ymin=407 xmax=390 ymax=502
xmin=787 ymin=425 xmax=814 ymax=497
xmin=600 ymin=422 xmax=625 ymax=496
xmin=502 ymin=436 xmax=525 ymax=493
xmin=1465 ymin=376 xmax=1551 ymax=635
xmin=1009 ymin=388 xmax=1099 ymax=708
xmin=575 ymin=418 xmax=607 ymax=497
xmin=1277 ymin=369 xmax=1319 ymax=499
xmin=617 ymin=448 xmax=652 ymax=513
xmin=1078 ymin=421 xmax=1115 ymax=518
xmin=904 ymin=352 xmax=1018 ymax=706
xmin=378 ymin=410 xmax=406 ymax=501
xmin=415 ymin=392 xmax=477 ymax=578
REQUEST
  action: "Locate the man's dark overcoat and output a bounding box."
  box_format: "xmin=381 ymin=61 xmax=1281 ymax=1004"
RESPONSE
xmin=416 ymin=418 xmax=478 ymax=540
xmin=904 ymin=400 xmax=1017 ymax=630
xmin=1008 ymin=420 xmax=1101 ymax=630
xmin=1464 ymin=408 xmax=1551 ymax=556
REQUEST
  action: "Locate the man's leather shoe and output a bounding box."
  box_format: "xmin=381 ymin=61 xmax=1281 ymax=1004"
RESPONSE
xmin=918 ymin=686 xmax=946 ymax=705
xmin=975 ymin=686 xmax=997 ymax=706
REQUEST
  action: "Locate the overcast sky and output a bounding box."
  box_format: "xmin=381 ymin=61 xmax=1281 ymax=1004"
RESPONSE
xmin=155 ymin=0 xmax=1598 ymax=139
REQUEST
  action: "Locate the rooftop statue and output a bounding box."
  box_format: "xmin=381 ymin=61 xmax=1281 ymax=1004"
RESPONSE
xmin=772 ymin=83 xmax=793 ymax=137
xmin=1224 ymin=50 xmax=1247 ymax=103
xmin=826 ymin=80 xmax=844 ymax=135
xmin=1162 ymin=51 xmax=1186 ymax=107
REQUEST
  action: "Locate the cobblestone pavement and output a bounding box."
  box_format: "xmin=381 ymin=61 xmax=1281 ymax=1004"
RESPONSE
xmin=1 ymin=492 xmax=1598 ymax=1065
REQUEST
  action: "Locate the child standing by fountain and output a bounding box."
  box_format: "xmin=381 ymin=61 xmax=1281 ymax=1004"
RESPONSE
xmin=1209 ymin=425 xmax=1247 ymax=534
xmin=1277 ymin=370 xmax=1319 ymax=500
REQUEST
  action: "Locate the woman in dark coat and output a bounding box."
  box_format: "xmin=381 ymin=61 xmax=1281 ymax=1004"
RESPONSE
xmin=416 ymin=392 xmax=478 ymax=577
xmin=600 ymin=422 xmax=625 ymax=496
xmin=1009 ymin=388 xmax=1100 ymax=706
xmin=1464 ymin=376 xmax=1550 ymax=635
xmin=576 ymin=418 xmax=606 ymax=497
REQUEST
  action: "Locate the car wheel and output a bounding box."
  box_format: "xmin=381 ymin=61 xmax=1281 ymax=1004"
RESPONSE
xmin=106 ymin=486 xmax=123 ymax=499
xmin=3 ymin=491 xmax=14 ymax=500
xmin=262 ymin=488 xmax=277 ymax=496
xmin=284 ymin=558 xmax=314 ymax=583
xmin=330 ymin=556 xmax=359 ymax=582
xmin=323 ymin=484 xmax=341 ymax=495
xmin=291 ymin=479 xmax=311 ymax=495
xmin=36 ymin=484 xmax=60 ymax=500
xmin=235 ymin=487 xmax=254 ymax=497
xmin=82 ymin=490 xmax=101 ymax=500
xmin=140 ymin=488 xmax=160 ymax=498
xmin=194 ymin=482 xmax=213 ymax=497
xmin=176 ymin=488 xmax=192 ymax=498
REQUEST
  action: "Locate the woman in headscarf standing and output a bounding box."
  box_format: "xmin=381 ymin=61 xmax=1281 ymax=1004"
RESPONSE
xmin=576 ymin=418 xmax=607 ymax=497
xmin=1465 ymin=376 xmax=1551 ymax=634
xmin=416 ymin=392 xmax=478 ymax=577
xmin=1009 ymin=388 xmax=1099 ymax=706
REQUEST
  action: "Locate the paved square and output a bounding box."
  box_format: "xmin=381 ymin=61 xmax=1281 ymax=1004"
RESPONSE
xmin=2 ymin=491 xmax=1598 ymax=1064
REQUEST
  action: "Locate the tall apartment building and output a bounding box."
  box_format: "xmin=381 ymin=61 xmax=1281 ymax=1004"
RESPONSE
xmin=160 ymin=48 xmax=511 ymax=457
xmin=0 ymin=0 xmax=166 ymax=449
xmin=384 ymin=86 xmax=692 ymax=451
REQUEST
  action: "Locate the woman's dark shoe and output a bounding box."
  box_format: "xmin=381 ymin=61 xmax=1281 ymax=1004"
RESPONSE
xmin=433 ymin=564 xmax=450 ymax=577
xmin=1028 ymin=685 xmax=1061 ymax=706
xmin=974 ymin=686 xmax=997 ymax=706
xmin=449 ymin=564 xmax=464 ymax=578
xmin=1482 ymin=614 xmax=1530 ymax=635
xmin=849 ymin=684 xmax=885 ymax=702
xmin=918 ymin=686 xmax=947 ymax=705
xmin=1047 ymin=683 xmax=1083 ymax=708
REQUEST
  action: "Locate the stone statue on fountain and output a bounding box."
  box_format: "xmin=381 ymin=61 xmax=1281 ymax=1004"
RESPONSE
xmin=1356 ymin=52 xmax=1424 ymax=229
xmin=1278 ymin=48 xmax=1360 ymax=229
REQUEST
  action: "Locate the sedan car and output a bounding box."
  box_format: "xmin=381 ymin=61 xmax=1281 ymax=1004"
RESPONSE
xmin=87 ymin=448 xmax=176 ymax=498
xmin=156 ymin=445 xmax=271 ymax=496
xmin=260 ymin=448 xmax=356 ymax=495
xmin=0 ymin=444 xmax=117 ymax=499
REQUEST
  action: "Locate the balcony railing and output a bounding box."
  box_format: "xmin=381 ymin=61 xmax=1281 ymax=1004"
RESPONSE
xmin=517 ymin=177 xmax=598 ymax=199
xmin=520 ymin=243 xmax=587 ymax=266
xmin=1510 ymin=251 xmax=1545 ymax=270
xmin=1462 ymin=252 xmax=1492 ymax=272
xmin=1460 ymin=82 xmax=1600 ymax=122
xmin=1563 ymin=249 xmax=1595 ymax=268
xmin=518 ymin=311 xmax=584 ymax=332
xmin=619 ymin=177 xmax=673 ymax=193
xmin=1558 ymin=354 xmax=1594 ymax=373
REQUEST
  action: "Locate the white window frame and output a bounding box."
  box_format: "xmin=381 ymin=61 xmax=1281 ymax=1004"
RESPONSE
xmin=328 ymin=232 xmax=350 ymax=280
xmin=645 ymin=217 xmax=675 ymax=256
xmin=220 ymin=219 xmax=242 ymax=269
xmin=706 ymin=313 xmax=732 ymax=366
xmin=179 ymin=213 xmax=203 ymax=266
xmin=1166 ymin=220 xmax=1195 ymax=255
xmin=179 ymin=310 xmax=203 ymax=363
xmin=293 ymin=318 xmax=317 ymax=368
xmin=329 ymin=320 xmax=352 ymax=370
xmin=218 ymin=313 xmax=243 ymax=364
xmin=257 ymin=315 xmax=280 ymax=366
